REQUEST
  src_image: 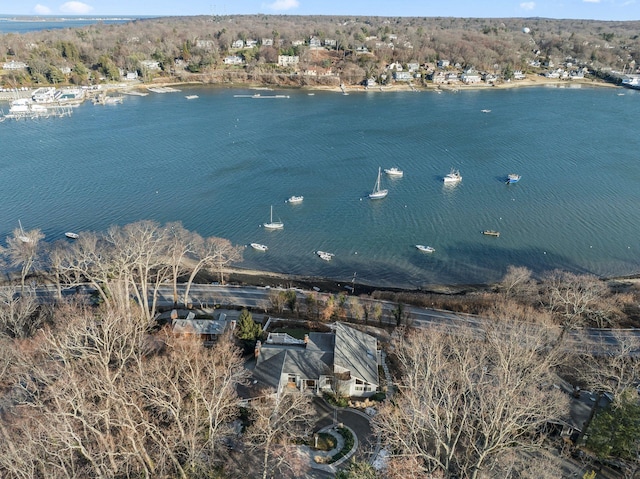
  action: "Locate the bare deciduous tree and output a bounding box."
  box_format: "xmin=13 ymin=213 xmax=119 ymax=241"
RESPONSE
xmin=5 ymin=226 xmax=44 ymax=293
xmin=373 ymin=322 xmax=568 ymax=479
xmin=244 ymin=389 xmax=314 ymax=479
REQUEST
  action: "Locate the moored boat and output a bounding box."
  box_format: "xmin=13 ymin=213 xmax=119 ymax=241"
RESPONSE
xmin=315 ymin=250 xmax=334 ymax=261
xmin=65 ymin=232 xmax=79 ymax=239
xmin=415 ymin=244 xmax=435 ymax=253
xmin=369 ymin=167 xmax=388 ymax=199
xmin=250 ymin=243 xmax=268 ymax=251
xmin=287 ymin=195 xmax=304 ymax=204
xmin=263 ymin=205 xmax=284 ymax=230
xmin=506 ymin=174 xmax=521 ymax=184
xmin=443 ymin=169 xmax=462 ymax=183
xmin=384 ymin=167 xmax=404 ymax=177
xmin=482 ymin=230 xmax=500 ymax=237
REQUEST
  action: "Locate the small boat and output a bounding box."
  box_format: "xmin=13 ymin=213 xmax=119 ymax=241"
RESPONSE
xmin=316 ymin=250 xmax=334 ymax=261
xmin=369 ymin=167 xmax=388 ymax=199
xmin=185 ymin=95 xmax=199 ymax=100
xmin=384 ymin=167 xmax=404 ymax=177
xmin=506 ymin=174 xmax=521 ymax=184
xmin=482 ymin=230 xmax=500 ymax=237
xmin=443 ymin=169 xmax=462 ymax=183
xmin=481 ymin=109 xmax=491 ymax=113
xmin=263 ymin=205 xmax=284 ymax=230
xmin=250 ymin=243 xmax=268 ymax=251
xmin=415 ymin=245 xmax=435 ymax=253
xmin=17 ymin=220 xmax=31 ymax=243
xmin=65 ymin=232 xmax=79 ymax=239
xmin=287 ymin=195 xmax=304 ymax=204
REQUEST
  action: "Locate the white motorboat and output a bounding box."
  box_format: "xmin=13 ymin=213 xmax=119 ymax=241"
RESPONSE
xmin=65 ymin=232 xmax=79 ymax=239
xmin=185 ymin=95 xmax=199 ymax=100
xmin=250 ymin=243 xmax=268 ymax=251
xmin=384 ymin=167 xmax=404 ymax=177
xmin=316 ymin=250 xmax=334 ymax=261
xmin=287 ymin=195 xmax=304 ymax=204
xmin=443 ymin=168 xmax=462 ymax=183
xmin=415 ymin=245 xmax=435 ymax=253
xmin=369 ymin=167 xmax=388 ymax=199
xmin=263 ymin=205 xmax=284 ymax=230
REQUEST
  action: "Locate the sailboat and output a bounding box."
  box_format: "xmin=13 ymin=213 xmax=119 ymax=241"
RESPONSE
xmin=17 ymin=220 xmax=31 ymax=243
xmin=263 ymin=205 xmax=284 ymax=230
xmin=368 ymin=167 xmax=388 ymax=199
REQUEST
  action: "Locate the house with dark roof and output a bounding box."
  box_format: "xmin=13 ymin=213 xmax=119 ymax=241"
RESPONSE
xmin=251 ymin=323 xmax=379 ymax=398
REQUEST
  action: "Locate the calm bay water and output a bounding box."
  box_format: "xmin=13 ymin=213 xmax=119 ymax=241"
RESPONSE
xmin=0 ymin=16 xmax=138 ymax=34
xmin=1 ymin=85 xmax=639 ymax=288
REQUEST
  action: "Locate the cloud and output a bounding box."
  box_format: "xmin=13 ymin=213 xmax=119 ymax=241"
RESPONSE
xmin=33 ymin=4 xmax=52 ymax=14
xmin=59 ymin=1 xmax=94 ymax=14
xmin=583 ymin=0 xmax=600 ymax=3
xmin=520 ymin=2 xmax=536 ymax=10
xmin=265 ymin=0 xmax=299 ymax=11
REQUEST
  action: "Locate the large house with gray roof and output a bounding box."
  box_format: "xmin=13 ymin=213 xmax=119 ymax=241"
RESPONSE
xmin=251 ymin=323 xmax=379 ymax=398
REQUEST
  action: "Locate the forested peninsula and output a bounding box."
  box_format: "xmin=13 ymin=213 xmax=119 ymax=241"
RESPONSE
xmin=1 ymin=15 xmax=639 ymax=90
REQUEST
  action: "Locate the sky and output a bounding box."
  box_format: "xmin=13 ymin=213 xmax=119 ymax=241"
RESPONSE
xmin=2 ymin=0 xmax=639 ymax=21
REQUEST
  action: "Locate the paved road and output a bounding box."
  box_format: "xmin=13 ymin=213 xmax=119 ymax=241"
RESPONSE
xmin=22 ymin=283 xmax=640 ymax=353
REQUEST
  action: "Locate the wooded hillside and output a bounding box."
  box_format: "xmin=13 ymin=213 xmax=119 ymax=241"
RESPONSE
xmin=1 ymin=15 xmax=639 ymax=87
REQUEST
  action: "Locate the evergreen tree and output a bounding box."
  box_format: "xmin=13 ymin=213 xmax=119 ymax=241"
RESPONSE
xmin=236 ymin=309 xmax=262 ymax=342
xmin=586 ymin=388 xmax=640 ymax=461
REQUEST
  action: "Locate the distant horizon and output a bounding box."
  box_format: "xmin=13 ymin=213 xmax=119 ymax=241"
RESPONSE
xmin=1 ymin=12 xmax=639 ymax=23
xmin=3 ymin=0 xmax=640 ymax=22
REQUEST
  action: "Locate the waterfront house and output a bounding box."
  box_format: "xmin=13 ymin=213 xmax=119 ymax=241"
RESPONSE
xmin=324 ymin=38 xmax=337 ymax=48
xmin=513 ymin=70 xmax=526 ymax=80
xmin=245 ymin=39 xmax=258 ymax=48
xmin=461 ymin=70 xmax=481 ymax=84
xmin=231 ymin=39 xmax=244 ymax=49
xmin=223 ymin=55 xmax=244 ymax=65
xmin=437 ymin=59 xmax=450 ymax=68
xmin=278 ymin=55 xmax=299 ymax=67
xmin=393 ymin=71 xmax=412 ymax=81
xmin=251 ymin=323 xmax=379 ymax=398
xmin=172 ymin=311 xmax=234 ymax=346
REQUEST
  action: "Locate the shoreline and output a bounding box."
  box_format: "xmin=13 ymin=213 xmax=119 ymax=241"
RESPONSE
xmin=111 ymin=72 xmax=619 ymax=96
xmin=217 ymin=265 xmax=640 ymax=297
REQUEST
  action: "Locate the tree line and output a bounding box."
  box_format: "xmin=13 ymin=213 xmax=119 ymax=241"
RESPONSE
xmin=1 ymin=15 xmax=639 ymax=88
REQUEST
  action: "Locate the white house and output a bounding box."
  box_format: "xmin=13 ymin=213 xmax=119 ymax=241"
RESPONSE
xmin=140 ymin=60 xmax=161 ymax=71
xmin=231 ymin=39 xmax=244 ymax=49
xmin=461 ymin=70 xmax=481 ymax=84
xmin=2 ymin=60 xmax=27 ymax=70
xmin=437 ymin=59 xmax=450 ymax=68
xmin=309 ymin=37 xmax=322 ymax=49
xmin=262 ymin=38 xmax=273 ymax=46
xmin=223 ymin=55 xmax=244 ymax=65
xmin=277 ymin=55 xmax=299 ymax=67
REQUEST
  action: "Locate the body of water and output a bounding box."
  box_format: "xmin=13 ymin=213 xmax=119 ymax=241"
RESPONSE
xmin=0 ymin=16 xmax=139 ymax=34
xmin=1 ymin=85 xmax=638 ymax=288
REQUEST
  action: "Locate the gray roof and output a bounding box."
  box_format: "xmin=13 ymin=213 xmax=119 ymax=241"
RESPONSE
xmin=334 ymin=323 xmax=379 ymax=386
xmin=172 ymin=319 xmax=228 ymax=335
xmin=252 ymin=322 xmax=378 ymax=389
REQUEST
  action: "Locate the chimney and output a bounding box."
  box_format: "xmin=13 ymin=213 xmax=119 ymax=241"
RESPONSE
xmin=254 ymin=340 xmax=262 ymax=358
